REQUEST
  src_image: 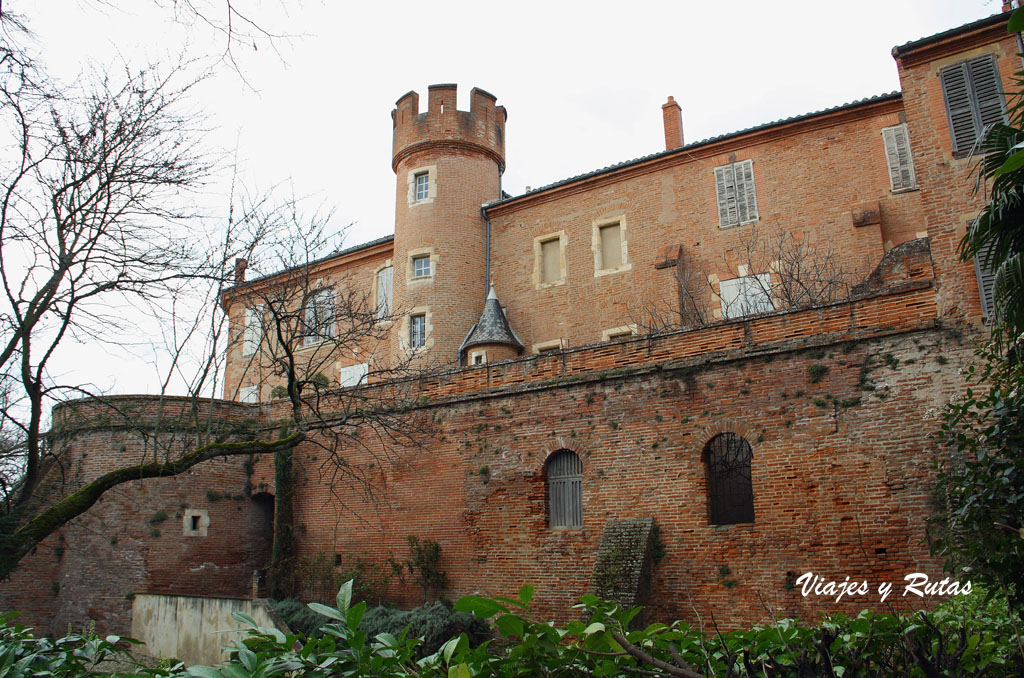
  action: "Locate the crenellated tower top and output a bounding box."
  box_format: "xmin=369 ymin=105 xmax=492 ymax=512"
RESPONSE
xmin=391 ymin=84 xmax=507 ymax=173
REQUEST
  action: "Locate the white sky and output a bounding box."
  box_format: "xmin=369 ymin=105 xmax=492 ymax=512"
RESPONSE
xmin=9 ymin=0 xmax=1007 ymax=397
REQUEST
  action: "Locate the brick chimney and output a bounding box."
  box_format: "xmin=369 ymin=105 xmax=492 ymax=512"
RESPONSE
xmin=662 ymin=96 xmax=684 ymax=151
xmin=234 ymin=258 xmax=248 ymax=284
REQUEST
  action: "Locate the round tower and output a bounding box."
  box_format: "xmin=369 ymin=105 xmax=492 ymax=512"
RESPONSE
xmin=390 ymin=84 xmax=506 ymax=365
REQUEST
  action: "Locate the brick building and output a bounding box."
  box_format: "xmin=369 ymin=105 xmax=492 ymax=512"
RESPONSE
xmin=0 ymin=11 xmax=1014 ymax=634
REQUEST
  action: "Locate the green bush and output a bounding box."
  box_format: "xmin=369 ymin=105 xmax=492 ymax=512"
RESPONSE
xmin=2 ymin=582 xmax=1022 ymax=677
xmin=269 ymin=598 xmax=327 ymax=638
xmin=360 ymin=601 xmax=489 ymax=657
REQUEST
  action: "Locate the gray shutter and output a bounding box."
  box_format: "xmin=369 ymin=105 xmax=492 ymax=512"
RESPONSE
xmin=736 ymin=160 xmax=757 ymax=223
xmin=941 ymin=62 xmax=978 ymax=155
xmin=882 ymin=124 xmax=916 ymax=192
xmin=974 ymin=240 xmax=998 ymax=323
xmin=714 ymin=165 xmax=737 ymax=226
xmin=968 ymin=56 xmax=1007 ymax=130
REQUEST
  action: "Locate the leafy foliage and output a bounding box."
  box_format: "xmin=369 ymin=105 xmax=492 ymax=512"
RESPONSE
xmin=1 ymin=583 xmax=1022 ymax=677
xmin=934 ymin=343 xmax=1024 ymax=607
xmin=965 ymin=11 xmax=1024 ymax=340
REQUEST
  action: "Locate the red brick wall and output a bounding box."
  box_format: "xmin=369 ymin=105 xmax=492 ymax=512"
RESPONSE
xmin=0 ymin=397 xmax=272 ymax=637
xmin=281 ymin=281 xmax=974 ymax=627
xmin=895 ymin=15 xmax=1015 ymax=323
xmin=487 ymin=99 xmax=926 ymax=353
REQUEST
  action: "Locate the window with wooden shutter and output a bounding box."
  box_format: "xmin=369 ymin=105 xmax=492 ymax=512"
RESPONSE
xmin=704 ymin=433 xmax=754 ymax=525
xmin=940 ymin=55 xmax=1007 ymax=157
xmin=882 ymin=124 xmax=917 ymax=192
xmin=714 ymin=159 xmax=758 ymax=228
xmin=547 ymin=449 xmax=582 ymax=528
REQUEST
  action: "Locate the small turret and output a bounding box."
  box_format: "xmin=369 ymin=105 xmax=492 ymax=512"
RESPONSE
xmin=460 ymin=284 xmax=524 ymax=365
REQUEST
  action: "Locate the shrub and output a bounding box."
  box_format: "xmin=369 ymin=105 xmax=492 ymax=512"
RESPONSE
xmin=360 ymin=601 xmax=489 ymax=658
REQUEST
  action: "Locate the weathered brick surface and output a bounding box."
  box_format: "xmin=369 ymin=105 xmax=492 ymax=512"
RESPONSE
xmin=0 ymin=398 xmax=273 ymax=636
xmin=0 ymin=13 xmax=1012 ymax=635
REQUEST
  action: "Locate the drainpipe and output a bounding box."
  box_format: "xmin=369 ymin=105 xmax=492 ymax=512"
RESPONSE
xmin=482 ymin=204 xmax=491 ymax=296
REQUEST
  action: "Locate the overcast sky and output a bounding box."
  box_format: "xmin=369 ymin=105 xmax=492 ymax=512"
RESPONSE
xmin=10 ymin=0 xmax=1007 ymax=396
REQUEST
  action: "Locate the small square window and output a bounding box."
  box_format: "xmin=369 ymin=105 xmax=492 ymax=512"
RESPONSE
xmin=470 ymin=350 xmax=487 ymax=365
xmin=410 ymin=314 xmax=426 ymax=349
xmin=412 ymin=255 xmax=431 ymax=278
xmin=415 ymin=173 xmax=429 ymax=201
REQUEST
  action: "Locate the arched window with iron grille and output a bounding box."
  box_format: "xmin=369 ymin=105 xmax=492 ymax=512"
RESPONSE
xmin=547 ymin=449 xmax=582 ymax=528
xmin=703 ymin=433 xmax=754 ymax=525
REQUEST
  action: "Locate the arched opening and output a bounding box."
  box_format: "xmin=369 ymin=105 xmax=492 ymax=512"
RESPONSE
xmin=546 ymin=449 xmax=583 ymax=528
xmin=703 ymin=433 xmax=754 ymax=525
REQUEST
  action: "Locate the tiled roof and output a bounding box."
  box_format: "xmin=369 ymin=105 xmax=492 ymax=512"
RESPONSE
xmin=892 ymin=12 xmax=1007 ymax=56
xmin=462 ymin=286 xmax=524 ymax=352
xmin=486 ymin=92 xmax=902 ymax=209
xmin=225 ymin=234 xmax=394 ymax=293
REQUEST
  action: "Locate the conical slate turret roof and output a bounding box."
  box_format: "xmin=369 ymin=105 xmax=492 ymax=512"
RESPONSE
xmin=462 ymin=285 xmax=524 ymax=353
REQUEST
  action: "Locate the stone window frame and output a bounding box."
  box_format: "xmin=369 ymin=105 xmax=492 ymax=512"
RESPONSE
xmin=406 ymin=246 xmax=437 ymax=285
xmin=592 ymin=215 xmax=632 ymax=277
xmin=182 ymin=509 xmax=210 ymax=537
xmin=533 ymin=230 xmax=567 ymax=289
xmin=601 ymin=324 xmax=637 ymax=342
xmin=407 ymin=165 xmax=437 ymax=206
xmin=469 ymin=349 xmax=487 ymax=365
xmin=371 ymin=260 xmax=394 ymax=322
xmin=400 ymin=306 xmax=433 ymax=353
xmin=533 ymin=338 xmax=565 ymax=354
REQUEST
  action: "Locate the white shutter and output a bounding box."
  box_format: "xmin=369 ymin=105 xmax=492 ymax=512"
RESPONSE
xmin=239 ymin=385 xmax=259 ymax=403
xmin=376 ymin=266 xmax=393 ymax=319
xmin=715 ymin=165 xmax=737 ymax=226
xmin=720 ymin=273 xmax=772 ymax=319
xmin=338 ymin=362 xmax=369 ymax=387
xmin=882 ymin=124 xmax=917 ymax=192
xmin=242 ymin=305 xmax=262 ymax=356
xmin=715 ymin=161 xmax=756 ymax=227
xmin=736 ymin=160 xmax=758 ymax=224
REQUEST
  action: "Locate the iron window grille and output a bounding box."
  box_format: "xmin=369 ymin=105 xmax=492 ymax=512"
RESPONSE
xmin=704 ymin=433 xmax=755 ymax=525
xmin=547 ymin=449 xmax=583 ymax=528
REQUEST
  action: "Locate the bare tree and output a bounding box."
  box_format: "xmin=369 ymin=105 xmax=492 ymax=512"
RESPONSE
xmin=0 ymin=16 xmax=429 ymax=581
xmin=631 ymin=225 xmax=854 ymax=334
